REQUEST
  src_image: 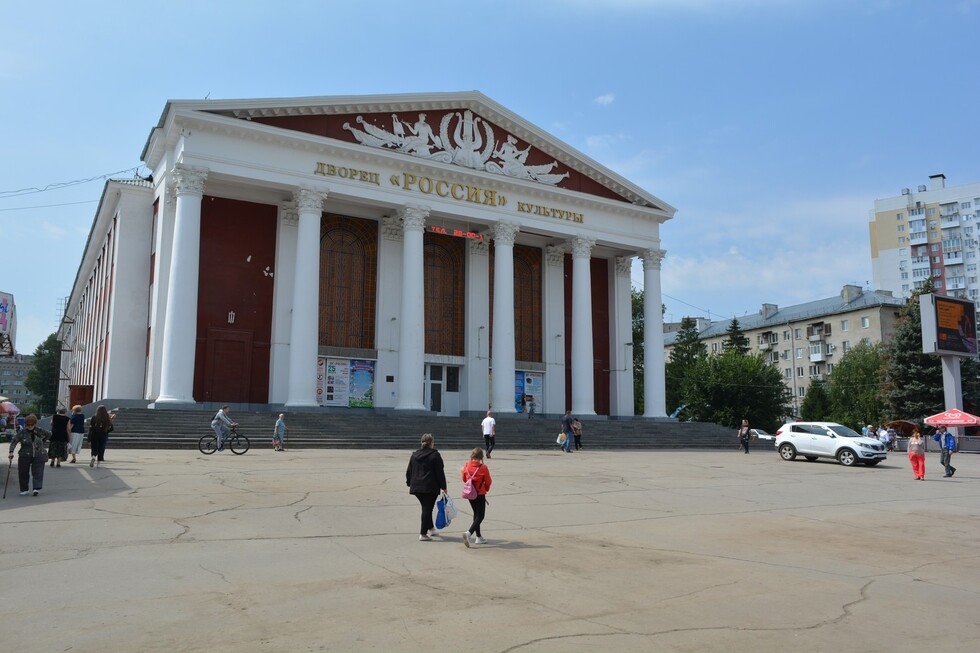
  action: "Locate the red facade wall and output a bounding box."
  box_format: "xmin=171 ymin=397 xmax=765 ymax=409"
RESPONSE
xmin=194 ymin=196 xmax=277 ymax=403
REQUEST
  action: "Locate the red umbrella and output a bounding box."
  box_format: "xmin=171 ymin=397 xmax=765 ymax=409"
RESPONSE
xmin=923 ymin=408 xmax=980 ymax=426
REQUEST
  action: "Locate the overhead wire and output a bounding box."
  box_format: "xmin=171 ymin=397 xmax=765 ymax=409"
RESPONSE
xmin=0 ymin=166 xmax=143 ymax=199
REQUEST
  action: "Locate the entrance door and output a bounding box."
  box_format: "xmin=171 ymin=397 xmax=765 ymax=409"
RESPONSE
xmin=424 ymin=364 xmax=443 ymax=413
xmin=203 ymin=328 xmax=252 ymax=403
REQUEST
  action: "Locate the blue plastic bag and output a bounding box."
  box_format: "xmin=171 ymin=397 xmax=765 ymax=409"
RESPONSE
xmin=435 ymin=491 xmax=457 ymax=529
xmin=435 ymin=494 xmax=449 ymax=529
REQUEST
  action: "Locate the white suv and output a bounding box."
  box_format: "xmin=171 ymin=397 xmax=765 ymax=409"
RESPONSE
xmin=774 ymin=422 xmax=887 ymax=467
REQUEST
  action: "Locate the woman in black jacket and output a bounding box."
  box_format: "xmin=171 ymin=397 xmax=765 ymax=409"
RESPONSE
xmin=406 ymin=433 xmax=447 ymax=541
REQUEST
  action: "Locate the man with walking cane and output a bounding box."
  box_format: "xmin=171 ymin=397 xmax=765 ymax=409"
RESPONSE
xmin=2 ymin=455 xmax=11 ymax=499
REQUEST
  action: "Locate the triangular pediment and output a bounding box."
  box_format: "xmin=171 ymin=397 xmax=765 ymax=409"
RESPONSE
xmin=153 ymin=92 xmax=674 ymax=213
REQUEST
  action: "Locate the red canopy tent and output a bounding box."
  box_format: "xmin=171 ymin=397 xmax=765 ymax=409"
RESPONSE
xmin=923 ymin=408 xmax=980 ymax=426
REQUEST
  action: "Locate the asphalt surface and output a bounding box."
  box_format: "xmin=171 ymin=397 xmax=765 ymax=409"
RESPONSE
xmin=1 ymin=446 xmax=978 ymax=652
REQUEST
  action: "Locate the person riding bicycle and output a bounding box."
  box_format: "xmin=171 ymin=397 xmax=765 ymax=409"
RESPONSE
xmin=210 ymin=406 xmax=237 ymax=452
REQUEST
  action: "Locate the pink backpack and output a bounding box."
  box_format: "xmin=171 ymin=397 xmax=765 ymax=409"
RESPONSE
xmin=462 ymin=464 xmax=481 ymax=500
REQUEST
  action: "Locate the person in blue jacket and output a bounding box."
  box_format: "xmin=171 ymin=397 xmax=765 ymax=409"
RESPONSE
xmin=933 ymin=425 xmax=957 ymax=478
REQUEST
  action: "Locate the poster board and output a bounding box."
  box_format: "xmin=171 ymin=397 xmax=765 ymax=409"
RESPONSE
xmin=921 ymin=293 xmax=978 ymax=357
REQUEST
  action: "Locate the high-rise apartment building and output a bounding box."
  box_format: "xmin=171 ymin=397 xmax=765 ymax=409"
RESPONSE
xmin=871 ymin=174 xmax=980 ymax=301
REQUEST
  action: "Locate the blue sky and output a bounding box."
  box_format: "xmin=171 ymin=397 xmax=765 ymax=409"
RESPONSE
xmin=2 ymin=0 xmax=979 ymax=354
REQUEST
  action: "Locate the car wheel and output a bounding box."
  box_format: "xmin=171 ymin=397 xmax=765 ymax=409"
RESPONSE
xmin=837 ymin=449 xmax=857 ymax=466
xmin=864 ymin=459 xmax=881 ymax=466
xmin=804 ymin=456 xmax=818 ymax=462
xmin=778 ymin=443 xmax=797 ymax=461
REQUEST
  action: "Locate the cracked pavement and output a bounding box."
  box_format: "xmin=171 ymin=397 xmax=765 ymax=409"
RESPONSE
xmin=1 ymin=448 xmax=978 ymax=652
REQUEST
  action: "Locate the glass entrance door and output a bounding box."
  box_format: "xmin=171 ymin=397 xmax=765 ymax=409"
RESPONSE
xmin=424 ymin=364 xmax=443 ymax=413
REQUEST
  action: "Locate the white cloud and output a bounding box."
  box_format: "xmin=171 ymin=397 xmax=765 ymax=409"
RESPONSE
xmin=593 ymin=93 xmax=615 ymax=106
xmin=41 ymin=222 xmax=68 ymax=239
xmin=585 ymin=131 xmax=628 ymax=150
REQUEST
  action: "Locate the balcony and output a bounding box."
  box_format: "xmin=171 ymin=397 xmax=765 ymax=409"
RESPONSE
xmin=910 ymin=231 xmax=928 ymax=244
xmin=941 ymin=217 xmax=960 ymax=229
xmin=809 ymin=373 xmax=825 ymax=382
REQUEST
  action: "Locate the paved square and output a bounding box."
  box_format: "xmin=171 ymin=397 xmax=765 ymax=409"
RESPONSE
xmin=1 ymin=448 xmax=977 ymax=652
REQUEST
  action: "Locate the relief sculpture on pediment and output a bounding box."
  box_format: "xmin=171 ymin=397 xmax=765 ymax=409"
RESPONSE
xmin=343 ymin=109 xmax=569 ymax=187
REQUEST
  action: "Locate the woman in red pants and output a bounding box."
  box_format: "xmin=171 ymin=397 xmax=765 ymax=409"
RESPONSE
xmin=908 ymin=428 xmax=926 ymax=480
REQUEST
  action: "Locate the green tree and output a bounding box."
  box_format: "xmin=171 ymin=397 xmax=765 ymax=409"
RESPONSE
xmin=722 ymin=317 xmax=750 ymax=356
xmin=881 ymin=292 xmax=944 ymax=420
xmin=631 ymin=288 xmax=645 ymax=415
xmin=800 ymin=378 xmax=832 ymax=421
xmin=827 ymin=341 xmax=886 ymax=429
xmin=666 ymin=317 xmax=706 ymax=416
xmin=682 ymin=349 xmax=790 ymax=431
xmin=24 ymin=332 xmax=63 ymax=415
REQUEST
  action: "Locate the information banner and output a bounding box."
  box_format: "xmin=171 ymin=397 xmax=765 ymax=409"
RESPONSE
xmin=349 ymin=359 xmax=376 ymax=408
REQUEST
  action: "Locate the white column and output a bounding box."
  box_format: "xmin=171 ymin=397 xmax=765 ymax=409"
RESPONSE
xmin=285 ymin=188 xmax=326 ymax=407
xmin=570 ymin=236 xmax=596 ymax=416
xmin=611 ymin=256 xmax=635 ymax=417
xmin=156 ymin=164 xmax=208 ymax=404
xmin=269 ymin=202 xmax=298 ymax=403
xmin=395 ymin=205 xmax=428 ymax=410
xmin=464 ymin=237 xmax=491 ymax=413
xmin=643 ymin=248 xmax=667 ymax=417
xmin=543 ymin=245 xmax=567 ymax=416
xmin=490 ymin=222 xmax=519 ymax=413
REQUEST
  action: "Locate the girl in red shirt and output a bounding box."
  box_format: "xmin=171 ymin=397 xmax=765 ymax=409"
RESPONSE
xmin=461 ymin=448 xmax=492 ymax=547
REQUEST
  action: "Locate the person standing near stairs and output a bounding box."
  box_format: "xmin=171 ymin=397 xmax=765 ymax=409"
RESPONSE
xmin=273 ymin=413 xmax=288 ymax=452
xmin=480 ymin=410 xmax=496 ymax=459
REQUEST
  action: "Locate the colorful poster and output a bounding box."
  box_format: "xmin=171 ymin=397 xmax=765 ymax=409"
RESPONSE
xmin=323 ymin=358 xmax=351 ymax=406
xmin=524 ymin=372 xmax=543 ymax=415
xmin=349 ymin=359 xmax=376 ymax=408
xmin=514 ymin=372 xmax=526 ymax=412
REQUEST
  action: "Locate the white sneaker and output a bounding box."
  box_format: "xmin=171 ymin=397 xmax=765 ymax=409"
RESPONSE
xmin=96 ymin=462 xmax=101 ymax=468
xmin=419 ymin=534 xmax=432 ymax=541
xmin=473 ymin=536 xmax=488 ymax=545
xmin=428 ymin=530 xmax=438 ymax=538
xmin=19 ymin=491 xmax=29 ymax=496
xmin=462 ymin=531 xmax=471 ymax=548
xmin=90 ymin=458 xmax=95 ymax=468
xmin=32 ymin=490 xmax=39 ymax=496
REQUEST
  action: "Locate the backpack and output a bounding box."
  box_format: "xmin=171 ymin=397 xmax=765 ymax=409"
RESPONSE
xmin=462 ymin=464 xmax=481 ymax=500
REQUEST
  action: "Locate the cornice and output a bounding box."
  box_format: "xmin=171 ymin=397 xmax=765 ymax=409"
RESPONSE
xmin=148 ymin=93 xmax=676 ymax=217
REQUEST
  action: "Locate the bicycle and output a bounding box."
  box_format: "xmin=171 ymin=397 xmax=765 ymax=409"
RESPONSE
xmin=199 ymin=426 xmax=250 ymax=455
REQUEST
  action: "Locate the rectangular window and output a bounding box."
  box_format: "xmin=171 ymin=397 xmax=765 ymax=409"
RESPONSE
xmin=861 ymin=317 xmax=870 ymax=328
xmin=783 ymin=330 xmax=791 ymax=341
xmin=797 ymin=367 xmax=804 ymax=377
xmin=784 ymin=368 xmax=792 ymax=379
xmin=929 ymin=208 xmax=936 ymax=216
xmin=896 ymin=212 xmax=904 ymax=220
xmin=842 ymin=340 xmax=851 ymax=352
xmin=841 ymin=319 xmax=849 ymax=331
xmin=902 ymin=284 xmax=910 ymax=292
xmin=809 ymin=364 xmax=819 ymax=375
xmin=711 ymin=342 xmax=718 ymax=352
xmin=827 ymin=363 xmax=834 ymax=374
xmin=794 ymin=328 xmax=801 ymax=339
xmin=899 ymin=248 xmax=909 ymax=256
xmin=932 ymin=244 xmax=940 ymax=251
xmin=962 ymin=202 xmax=972 ymax=210
xmin=898 ymin=237 xmax=907 ymax=244
xmin=936 ymin=280 xmax=944 ymax=288
xmin=796 ymin=347 xmax=804 ymax=359
xmin=798 ymin=387 xmax=806 ymax=397
xmin=901 ymin=272 xmax=909 ymax=279
xmin=897 ymin=224 xmax=905 ymax=232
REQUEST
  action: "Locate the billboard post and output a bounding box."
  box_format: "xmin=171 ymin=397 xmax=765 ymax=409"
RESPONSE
xmin=921 ymin=293 xmax=978 ymax=426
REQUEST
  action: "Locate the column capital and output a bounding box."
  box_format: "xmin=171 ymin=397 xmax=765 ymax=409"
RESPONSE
xmin=280 ymin=202 xmax=299 ymax=227
xmin=397 ymin=204 xmax=429 ymax=232
xmin=381 ymin=214 xmax=403 ymax=241
xmin=642 ymin=248 xmax=667 ymax=270
xmin=545 ymin=244 xmax=566 ymax=266
xmin=615 ymin=255 xmax=634 ymax=278
xmin=172 ymin=164 xmax=208 ymax=197
xmin=469 ymin=238 xmax=489 ymax=257
xmin=491 ymin=221 xmax=520 ymax=246
xmin=569 ymin=236 xmax=596 ymax=259
xmin=295 ymin=187 xmax=327 ymax=213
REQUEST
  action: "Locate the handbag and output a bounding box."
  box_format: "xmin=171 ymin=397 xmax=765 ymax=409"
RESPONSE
xmin=557 ymin=432 xmax=567 ymax=445
xmin=462 ymin=464 xmax=481 ymax=500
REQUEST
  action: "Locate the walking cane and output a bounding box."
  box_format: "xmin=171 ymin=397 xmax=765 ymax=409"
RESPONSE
xmin=2 ymin=458 xmax=11 ymax=500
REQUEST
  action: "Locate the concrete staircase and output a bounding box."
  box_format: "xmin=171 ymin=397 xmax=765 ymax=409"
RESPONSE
xmin=102 ymin=408 xmax=738 ymax=451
